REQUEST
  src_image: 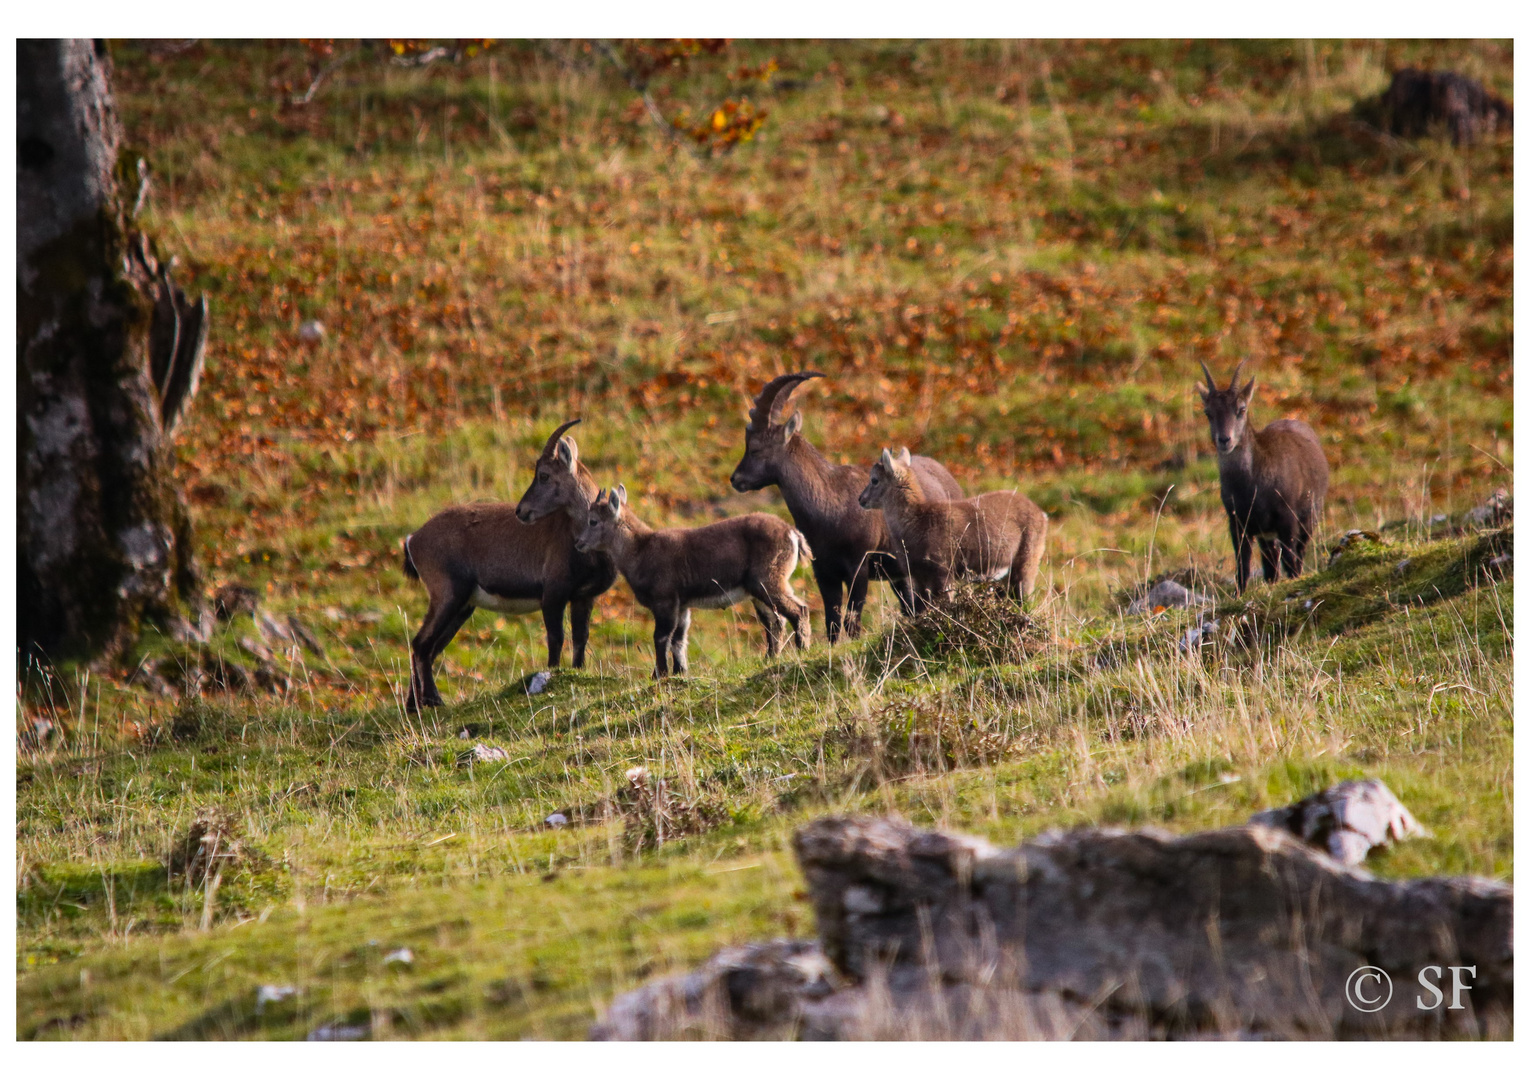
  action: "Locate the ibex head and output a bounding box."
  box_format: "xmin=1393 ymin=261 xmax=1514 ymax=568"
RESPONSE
xmin=858 ymin=447 xmax=912 ymax=509
xmin=517 ymin=419 xmax=585 ymax=523
xmin=574 ymin=484 xmax=628 ymax=555
xmin=1197 ymin=361 xmax=1256 ymax=455
xmin=730 ymin=372 xmax=823 ymax=492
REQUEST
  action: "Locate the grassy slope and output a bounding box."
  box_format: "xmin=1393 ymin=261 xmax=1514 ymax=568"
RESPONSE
xmin=17 ymin=40 xmax=1512 ymax=1040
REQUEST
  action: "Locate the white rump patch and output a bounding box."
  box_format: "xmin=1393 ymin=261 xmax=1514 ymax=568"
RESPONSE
xmin=692 ymin=587 xmax=749 ymax=610
xmin=470 ymin=587 xmax=541 ymax=615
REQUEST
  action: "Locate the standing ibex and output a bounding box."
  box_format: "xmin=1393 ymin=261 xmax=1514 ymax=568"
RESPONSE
xmin=574 ymin=485 xmax=812 ymax=677
xmin=858 ymin=448 xmax=1048 ymax=611
xmin=729 ymin=372 xmax=963 ymax=641
xmin=400 ymin=420 xmax=617 ymax=711
xmin=1198 ymin=362 xmax=1329 ymax=592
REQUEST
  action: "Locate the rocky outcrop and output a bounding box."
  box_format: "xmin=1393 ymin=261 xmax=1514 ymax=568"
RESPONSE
xmin=595 ymin=812 xmax=1512 ymax=1040
xmin=1250 ymin=778 xmax=1425 ymax=865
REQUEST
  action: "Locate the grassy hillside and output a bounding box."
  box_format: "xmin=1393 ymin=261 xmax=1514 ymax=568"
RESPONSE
xmin=16 ymin=39 xmax=1512 ymax=1040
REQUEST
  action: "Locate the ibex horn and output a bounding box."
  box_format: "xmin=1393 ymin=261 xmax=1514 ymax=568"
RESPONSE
xmin=1198 ymin=360 xmax=1218 ymax=392
xmin=1230 ymin=360 xmax=1246 ymax=390
xmin=747 ymin=371 xmax=824 ymax=429
xmin=539 ymin=418 xmax=582 ymax=459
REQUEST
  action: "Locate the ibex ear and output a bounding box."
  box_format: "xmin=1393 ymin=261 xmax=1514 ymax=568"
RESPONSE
xmin=554 ymin=435 xmax=578 ymax=468
xmin=614 ymin=483 xmax=628 ymax=509
xmin=783 ymin=410 xmax=803 ymax=439
xmin=896 ymin=447 xmax=912 ymax=467
xmin=1237 ymin=377 xmax=1256 ymax=404
xmin=1197 ymin=382 xmax=1213 ymax=402
xmin=879 ymin=448 xmax=895 ymax=470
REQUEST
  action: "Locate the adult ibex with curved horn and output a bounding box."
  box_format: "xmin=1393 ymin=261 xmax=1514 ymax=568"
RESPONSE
xmin=729 ymin=372 xmax=963 ymax=641
xmin=1197 ymin=361 xmax=1329 ymax=592
xmin=400 ymin=419 xmax=617 ymax=710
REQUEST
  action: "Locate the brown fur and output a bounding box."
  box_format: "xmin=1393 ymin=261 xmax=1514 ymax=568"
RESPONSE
xmin=1198 ymin=361 xmax=1330 ymax=593
xmin=400 ymin=421 xmax=617 ymax=711
xmin=859 ymin=448 xmax=1048 ymax=611
xmin=730 ymin=372 xmax=963 ymax=641
xmin=575 ymin=484 xmax=812 ymax=677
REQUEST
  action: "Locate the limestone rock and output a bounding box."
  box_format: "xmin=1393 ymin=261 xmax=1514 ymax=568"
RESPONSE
xmin=596 ymin=814 xmax=1512 ymax=1040
xmin=1249 ymin=779 xmax=1426 ymax=865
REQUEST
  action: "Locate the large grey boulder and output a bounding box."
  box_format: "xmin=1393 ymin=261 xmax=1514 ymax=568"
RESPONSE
xmin=595 ymin=813 xmax=1511 ymax=1040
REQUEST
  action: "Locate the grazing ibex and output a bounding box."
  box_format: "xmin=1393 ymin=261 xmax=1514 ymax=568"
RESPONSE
xmin=574 ymin=485 xmax=812 ymax=677
xmin=1198 ymin=362 xmax=1329 ymax=592
xmin=729 ymin=372 xmax=963 ymax=641
xmin=858 ymin=448 xmax=1048 ymax=612
xmin=400 ymin=420 xmax=617 ymax=711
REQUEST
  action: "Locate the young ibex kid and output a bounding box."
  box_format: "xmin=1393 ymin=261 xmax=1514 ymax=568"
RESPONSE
xmin=858 ymin=448 xmax=1047 ymax=611
xmin=574 ymin=485 xmax=812 ymax=677
xmin=1198 ymin=361 xmax=1329 ymax=591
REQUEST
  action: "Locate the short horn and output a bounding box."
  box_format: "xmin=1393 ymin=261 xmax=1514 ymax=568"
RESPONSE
xmin=748 ymin=371 xmax=824 ymax=429
xmin=1230 ymin=361 xmax=1246 ymax=390
xmin=539 ymin=418 xmax=582 ymax=460
xmin=1198 ymin=360 xmax=1218 ymax=392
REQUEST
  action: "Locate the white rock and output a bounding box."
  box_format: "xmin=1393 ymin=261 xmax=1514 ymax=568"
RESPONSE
xmin=307 ymin=1022 xmax=368 ymax=1041
xmin=384 ymin=947 xmax=414 ymax=966
xmin=1128 ymin=578 xmax=1212 ymax=615
xmin=298 ymin=319 xmax=326 ymax=344
xmin=464 ymin=744 xmax=509 ymax=764
xmin=256 ymin=984 xmax=298 ymax=1014
xmin=544 ymin=812 xmax=569 ymax=828
xmin=527 ymin=671 xmax=552 ymax=695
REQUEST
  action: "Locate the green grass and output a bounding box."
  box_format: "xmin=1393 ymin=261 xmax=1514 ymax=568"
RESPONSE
xmin=17 ymin=39 xmax=1512 ymax=1040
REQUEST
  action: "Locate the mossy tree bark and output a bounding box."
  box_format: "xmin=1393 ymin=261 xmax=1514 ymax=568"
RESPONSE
xmin=18 ymin=39 xmax=206 ymax=664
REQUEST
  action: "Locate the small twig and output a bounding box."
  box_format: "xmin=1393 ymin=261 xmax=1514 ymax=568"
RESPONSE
xmin=292 ymin=49 xmax=359 ymax=106
xmin=593 ymin=39 xmax=702 ymax=161
xmin=131 ymin=158 xmax=151 ymax=218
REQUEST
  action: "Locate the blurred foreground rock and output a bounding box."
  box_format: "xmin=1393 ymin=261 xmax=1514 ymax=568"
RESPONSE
xmin=595 ymin=808 xmax=1511 ymax=1040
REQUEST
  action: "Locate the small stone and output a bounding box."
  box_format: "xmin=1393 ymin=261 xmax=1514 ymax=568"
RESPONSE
xmin=256 ymin=985 xmax=298 ymax=1014
xmin=307 ymin=1021 xmax=368 ymax=1041
xmin=1127 ymin=579 xmax=1212 ymax=616
xmin=213 ymin=583 xmax=260 ymax=622
xmin=458 ymin=743 xmax=509 ymax=766
xmin=527 ymin=671 xmax=552 ymax=695
xmin=383 ymin=947 xmax=413 ymax=966
xmin=544 ymin=812 xmax=569 ymax=828
xmin=298 ymin=319 xmax=326 ymax=345
xmin=1178 ymin=619 xmax=1217 ymax=653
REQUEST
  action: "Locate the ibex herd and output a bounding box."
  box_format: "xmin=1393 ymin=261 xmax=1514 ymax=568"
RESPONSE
xmin=403 ymin=366 xmax=1329 ymax=707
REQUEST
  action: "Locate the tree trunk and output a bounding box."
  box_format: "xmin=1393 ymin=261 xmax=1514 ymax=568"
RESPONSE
xmin=17 ymin=39 xmax=206 ymax=664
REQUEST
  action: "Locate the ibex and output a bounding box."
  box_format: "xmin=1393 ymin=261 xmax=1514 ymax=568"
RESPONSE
xmin=729 ymin=372 xmax=963 ymax=641
xmin=1198 ymin=362 xmax=1329 ymax=592
xmin=400 ymin=420 xmax=617 ymax=711
xmin=858 ymin=448 xmax=1048 ymax=611
xmin=574 ymin=484 xmax=812 ymax=677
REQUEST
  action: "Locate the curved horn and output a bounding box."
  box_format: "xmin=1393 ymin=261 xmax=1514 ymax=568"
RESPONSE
xmin=747 ymin=371 xmax=824 ymax=429
xmin=539 ymin=418 xmax=582 ymax=460
xmin=1198 ymin=360 xmax=1218 ymax=392
xmin=1230 ymin=361 xmax=1246 ymax=390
